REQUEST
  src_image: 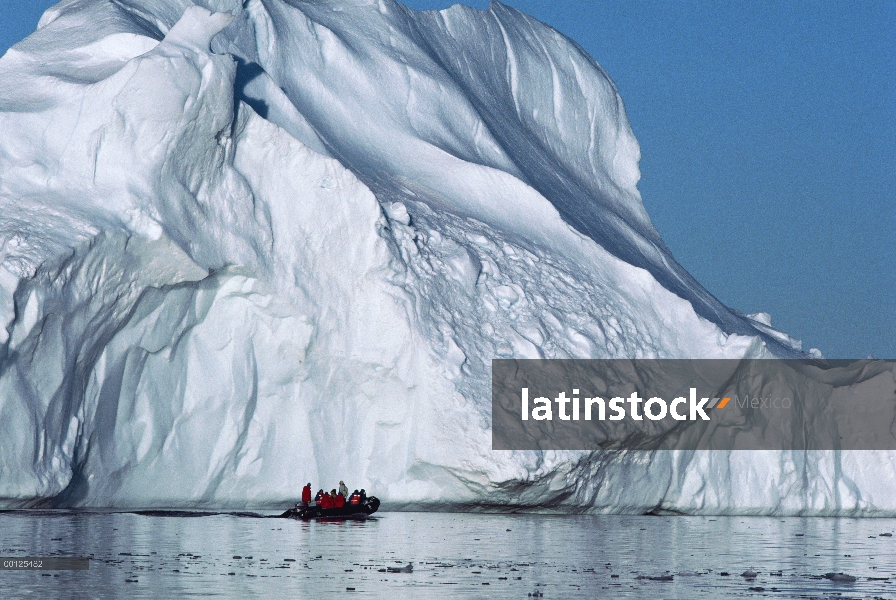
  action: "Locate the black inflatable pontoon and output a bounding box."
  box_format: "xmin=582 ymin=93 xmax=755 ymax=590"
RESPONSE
xmin=280 ymin=497 xmax=380 ymax=519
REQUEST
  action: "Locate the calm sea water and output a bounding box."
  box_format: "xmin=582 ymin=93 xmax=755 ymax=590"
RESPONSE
xmin=2 ymin=510 xmax=896 ymax=598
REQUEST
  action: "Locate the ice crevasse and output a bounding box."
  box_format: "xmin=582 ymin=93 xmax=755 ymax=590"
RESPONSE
xmin=0 ymin=0 xmax=893 ymax=514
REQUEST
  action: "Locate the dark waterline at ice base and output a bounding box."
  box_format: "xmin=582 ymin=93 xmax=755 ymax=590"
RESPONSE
xmin=2 ymin=512 xmax=896 ymax=598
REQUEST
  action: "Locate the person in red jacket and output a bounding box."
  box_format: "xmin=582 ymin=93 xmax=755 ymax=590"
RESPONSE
xmin=349 ymin=490 xmax=360 ymax=505
xmin=301 ymin=483 xmax=312 ymax=507
xmin=335 ymin=491 xmax=346 ymax=508
xmin=320 ymin=491 xmax=332 ymax=509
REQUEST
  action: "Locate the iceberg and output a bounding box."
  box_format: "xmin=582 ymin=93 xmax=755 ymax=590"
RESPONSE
xmin=0 ymin=0 xmax=892 ymax=514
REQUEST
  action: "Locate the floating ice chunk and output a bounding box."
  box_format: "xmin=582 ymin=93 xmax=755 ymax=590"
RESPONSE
xmin=0 ymin=0 xmax=882 ymax=514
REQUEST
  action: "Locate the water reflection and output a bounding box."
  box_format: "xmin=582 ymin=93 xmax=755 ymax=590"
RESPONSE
xmin=1 ymin=511 xmax=895 ymax=598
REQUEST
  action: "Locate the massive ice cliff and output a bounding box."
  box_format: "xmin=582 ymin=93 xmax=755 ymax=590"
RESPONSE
xmin=1 ymin=0 xmax=894 ymax=513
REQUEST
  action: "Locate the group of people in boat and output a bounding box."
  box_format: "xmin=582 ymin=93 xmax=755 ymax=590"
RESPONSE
xmin=298 ymin=480 xmax=368 ymax=510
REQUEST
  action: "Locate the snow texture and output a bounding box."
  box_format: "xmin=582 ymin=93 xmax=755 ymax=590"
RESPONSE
xmin=0 ymin=0 xmax=891 ymax=513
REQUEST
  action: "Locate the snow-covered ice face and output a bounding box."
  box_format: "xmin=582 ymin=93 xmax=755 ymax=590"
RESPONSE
xmin=0 ymin=0 xmax=884 ymax=515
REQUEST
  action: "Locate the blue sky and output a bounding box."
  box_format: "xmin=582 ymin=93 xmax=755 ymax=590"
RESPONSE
xmin=2 ymin=1 xmax=894 ymax=358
